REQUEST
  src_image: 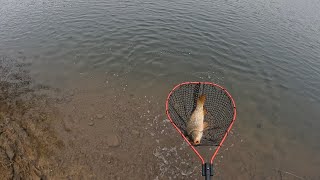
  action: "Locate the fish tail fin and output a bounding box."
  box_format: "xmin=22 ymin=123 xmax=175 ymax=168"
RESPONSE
xmin=197 ymin=94 xmax=206 ymax=105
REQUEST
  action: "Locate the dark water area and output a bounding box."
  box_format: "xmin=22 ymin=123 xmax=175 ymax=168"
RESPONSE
xmin=1 ymin=0 xmax=320 ymax=179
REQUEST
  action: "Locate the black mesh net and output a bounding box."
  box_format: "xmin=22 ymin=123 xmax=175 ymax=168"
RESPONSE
xmin=167 ymin=83 xmax=235 ymax=146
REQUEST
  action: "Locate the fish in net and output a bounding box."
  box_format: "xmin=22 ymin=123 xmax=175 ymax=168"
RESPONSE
xmin=166 ymin=82 xmax=236 ymax=147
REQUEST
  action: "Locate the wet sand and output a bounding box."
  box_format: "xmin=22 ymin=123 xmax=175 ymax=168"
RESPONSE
xmin=51 ymin=72 xmax=320 ymax=180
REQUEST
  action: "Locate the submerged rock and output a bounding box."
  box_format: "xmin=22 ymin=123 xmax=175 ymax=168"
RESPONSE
xmin=131 ymin=130 xmax=139 ymax=136
xmin=88 ymin=122 xmax=94 ymax=126
xmin=96 ymin=114 xmax=104 ymax=119
xmin=107 ymin=134 xmax=121 ymax=147
xmin=256 ymin=123 xmax=262 ymax=129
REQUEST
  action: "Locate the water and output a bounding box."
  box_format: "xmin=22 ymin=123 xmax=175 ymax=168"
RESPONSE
xmin=1 ymin=0 xmax=320 ymax=179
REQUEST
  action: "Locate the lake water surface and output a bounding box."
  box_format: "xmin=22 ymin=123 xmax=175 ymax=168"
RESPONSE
xmin=1 ymin=0 xmax=320 ymax=179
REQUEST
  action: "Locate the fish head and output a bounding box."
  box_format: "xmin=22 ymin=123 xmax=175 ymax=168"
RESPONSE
xmin=190 ymin=130 xmax=203 ymax=145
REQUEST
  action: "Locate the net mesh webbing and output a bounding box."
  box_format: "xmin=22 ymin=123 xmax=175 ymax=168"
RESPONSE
xmin=167 ymin=83 xmax=235 ymax=146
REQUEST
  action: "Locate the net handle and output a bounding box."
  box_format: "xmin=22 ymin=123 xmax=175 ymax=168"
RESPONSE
xmin=165 ymin=81 xmax=237 ymax=165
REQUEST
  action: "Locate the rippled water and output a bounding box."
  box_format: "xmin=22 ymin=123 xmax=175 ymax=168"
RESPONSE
xmin=1 ymin=0 xmax=320 ymax=178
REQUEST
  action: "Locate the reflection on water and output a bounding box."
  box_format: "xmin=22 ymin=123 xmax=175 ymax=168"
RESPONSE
xmin=1 ymin=0 xmax=320 ymax=178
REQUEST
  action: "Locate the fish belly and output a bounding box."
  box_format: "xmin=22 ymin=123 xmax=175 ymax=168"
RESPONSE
xmin=187 ymin=110 xmax=204 ymax=132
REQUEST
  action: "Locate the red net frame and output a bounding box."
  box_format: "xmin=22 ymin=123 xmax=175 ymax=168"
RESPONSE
xmin=165 ymin=82 xmax=237 ymax=164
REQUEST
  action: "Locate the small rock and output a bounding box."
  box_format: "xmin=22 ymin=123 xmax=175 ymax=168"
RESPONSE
xmin=88 ymin=122 xmax=94 ymax=126
xmin=69 ymin=90 xmax=75 ymax=96
xmin=4 ymin=118 xmax=10 ymax=123
xmin=57 ymin=97 xmax=64 ymax=103
xmin=96 ymin=114 xmax=104 ymax=119
xmin=131 ymin=130 xmax=139 ymax=135
xmin=6 ymin=149 xmax=14 ymax=160
xmin=139 ymin=132 xmax=144 ymax=138
xmin=107 ymin=134 xmax=121 ymax=147
xmin=65 ymin=97 xmax=72 ymax=103
xmin=256 ymin=123 xmax=262 ymax=129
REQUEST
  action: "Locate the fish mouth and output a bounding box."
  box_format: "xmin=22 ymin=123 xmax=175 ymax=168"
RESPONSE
xmin=193 ymin=140 xmax=200 ymax=145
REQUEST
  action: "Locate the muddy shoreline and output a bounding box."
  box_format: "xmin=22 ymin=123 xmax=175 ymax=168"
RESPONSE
xmin=0 ymin=56 xmax=64 ymax=179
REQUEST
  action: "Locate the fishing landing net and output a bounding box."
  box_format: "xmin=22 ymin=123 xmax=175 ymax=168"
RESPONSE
xmin=166 ymin=82 xmax=236 ymax=146
xmin=165 ymin=82 xmax=237 ymax=179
